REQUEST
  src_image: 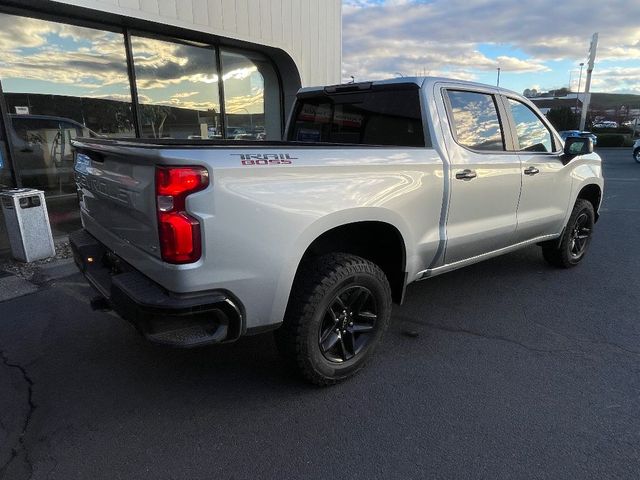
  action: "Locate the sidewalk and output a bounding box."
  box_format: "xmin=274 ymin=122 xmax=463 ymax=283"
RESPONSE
xmin=0 ymin=238 xmax=78 ymax=302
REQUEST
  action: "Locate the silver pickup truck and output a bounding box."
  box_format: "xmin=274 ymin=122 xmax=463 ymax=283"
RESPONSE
xmin=70 ymin=77 xmax=603 ymax=385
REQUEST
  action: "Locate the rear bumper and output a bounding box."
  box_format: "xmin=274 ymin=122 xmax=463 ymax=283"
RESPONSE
xmin=70 ymin=229 xmax=243 ymax=347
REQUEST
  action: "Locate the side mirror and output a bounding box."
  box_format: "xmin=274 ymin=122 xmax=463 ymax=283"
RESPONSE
xmin=563 ymin=136 xmax=593 ymax=157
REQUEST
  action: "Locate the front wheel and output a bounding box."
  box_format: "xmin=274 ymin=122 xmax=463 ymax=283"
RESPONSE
xmin=274 ymin=253 xmax=392 ymax=385
xmin=541 ymin=199 xmax=595 ymax=268
xmin=634 ymin=148 xmax=640 ymax=163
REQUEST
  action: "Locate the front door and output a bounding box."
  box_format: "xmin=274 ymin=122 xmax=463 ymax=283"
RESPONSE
xmin=441 ymin=89 xmax=522 ymax=264
xmin=502 ymin=97 xmax=572 ymax=242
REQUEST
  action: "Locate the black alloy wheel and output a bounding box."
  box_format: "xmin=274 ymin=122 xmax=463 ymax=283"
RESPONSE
xmin=569 ymin=212 xmax=591 ymax=261
xmin=541 ymin=198 xmax=595 ymax=268
xmin=318 ymin=285 xmax=378 ymax=363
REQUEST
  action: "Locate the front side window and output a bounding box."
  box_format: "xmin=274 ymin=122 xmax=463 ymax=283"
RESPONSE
xmin=131 ymin=36 xmax=221 ymax=140
xmin=289 ymin=86 xmax=426 ymax=147
xmin=508 ymin=99 xmax=554 ymax=152
xmin=447 ymin=90 xmax=504 ymax=151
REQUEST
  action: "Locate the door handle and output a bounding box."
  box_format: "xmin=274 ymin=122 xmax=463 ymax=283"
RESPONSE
xmin=455 ymin=169 xmax=477 ymax=181
xmin=524 ymin=166 xmax=540 ymax=176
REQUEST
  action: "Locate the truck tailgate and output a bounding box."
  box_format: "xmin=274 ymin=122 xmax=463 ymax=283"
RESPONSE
xmin=74 ymin=144 xmax=160 ymax=258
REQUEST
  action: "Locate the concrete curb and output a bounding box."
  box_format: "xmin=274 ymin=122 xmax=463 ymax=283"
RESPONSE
xmin=31 ymin=258 xmax=79 ymax=285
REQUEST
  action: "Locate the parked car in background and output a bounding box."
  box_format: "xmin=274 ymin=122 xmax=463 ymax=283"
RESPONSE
xmin=8 ymin=114 xmax=98 ymax=193
xmin=633 ymin=138 xmax=640 ymax=163
xmin=593 ymin=121 xmax=618 ymax=129
xmin=559 ymin=130 xmax=598 ymax=146
xmin=233 ymin=133 xmax=258 ymax=141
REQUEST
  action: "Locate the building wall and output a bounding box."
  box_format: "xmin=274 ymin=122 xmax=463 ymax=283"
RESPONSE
xmin=52 ymin=0 xmax=342 ymax=87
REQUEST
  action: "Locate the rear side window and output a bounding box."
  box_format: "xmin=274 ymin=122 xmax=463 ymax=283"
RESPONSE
xmin=507 ymin=99 xmax=554 ymax=152
xmin=289 ymin=86 xmax=427 ymax=147
xmin=446 ymin=90 xmax=505 ymax=151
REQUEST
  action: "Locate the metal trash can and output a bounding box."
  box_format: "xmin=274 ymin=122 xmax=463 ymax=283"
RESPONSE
xmin=0 ymin=188 xmax=55 ymax=262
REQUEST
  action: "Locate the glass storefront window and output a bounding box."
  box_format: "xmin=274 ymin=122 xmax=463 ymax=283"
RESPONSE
xmin=0 ymin=12 xmax=134 ymax=235
xmin=131 ymin=36 xmax=221 ymax=140
xmin=221 ymin=49 xmax=281 ymax=140
xmin=0 ymin=12 xmax=287 ymax=241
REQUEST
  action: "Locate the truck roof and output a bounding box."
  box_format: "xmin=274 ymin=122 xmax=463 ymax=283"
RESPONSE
xmin=298 ymin=76 xmax=521 ymax=98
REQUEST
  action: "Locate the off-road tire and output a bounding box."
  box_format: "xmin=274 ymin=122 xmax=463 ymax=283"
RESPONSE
xmin=542 ymin=199 xmax=595 ymax=268
xmin=274 ymin=253 xmax=392 ymax=386
xmin=634 ymin=148 xmax=640 ymax=163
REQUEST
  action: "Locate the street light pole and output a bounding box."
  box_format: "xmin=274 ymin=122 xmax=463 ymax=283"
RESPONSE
xmin=569 ymin=70 xmax=574 ymax=91
xmin=580 ymin=33 xmax=599 ymax=131
xmin=576 ymin=62 xmax=584 ymax=128
xmin=496 ymin=67 xmax=501 ymax=87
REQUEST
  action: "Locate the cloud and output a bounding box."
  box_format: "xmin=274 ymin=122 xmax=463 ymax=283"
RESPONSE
xmin=342 ymin=0 xmax=640 ymax=92
xmin=591 ymin=66 xmax=640 ymax=94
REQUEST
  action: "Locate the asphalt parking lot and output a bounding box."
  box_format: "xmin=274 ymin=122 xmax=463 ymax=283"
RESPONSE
xmin=1 ymin=148 xmax=639 ymax=479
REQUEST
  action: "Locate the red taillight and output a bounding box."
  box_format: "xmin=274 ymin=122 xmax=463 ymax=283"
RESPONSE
xmin=155 ymin=166 xmax=209 ymax=264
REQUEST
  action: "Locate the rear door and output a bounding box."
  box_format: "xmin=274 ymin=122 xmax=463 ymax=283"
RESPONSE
xmin=440 ymin=88 xmax=522 ymax=264
xmin=501 ymin=96 xmax=572 ymax=241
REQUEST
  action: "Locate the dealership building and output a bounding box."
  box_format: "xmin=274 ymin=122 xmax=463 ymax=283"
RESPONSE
xmin=0 ymin=0 xmax=342 ymax=253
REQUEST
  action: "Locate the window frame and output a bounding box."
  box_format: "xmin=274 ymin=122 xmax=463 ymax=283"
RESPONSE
xmin=500 ymin=95 xmax=564 ymax=154
xmin=443 ymin=88 xmax=515 ymax=154
xmin=128 ymin=31 xmax=225 ymax=140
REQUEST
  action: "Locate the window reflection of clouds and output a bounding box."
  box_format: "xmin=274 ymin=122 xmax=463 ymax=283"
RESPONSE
xmin=448 ymin=91 xmax=504 ymax=151
xmin=131 ymin=37 xmax=220 ymax=112
xmin=221 ymin=51 xmax=265 ymax=116
xmin=508 ymin=99 xmax=552 ymax=152
xmin=0 ymin=13 xmax=129 ymax=98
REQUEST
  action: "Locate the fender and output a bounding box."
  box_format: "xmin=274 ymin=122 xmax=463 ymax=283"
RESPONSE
xmin=268 ymin=207 xmax=416 ymax=324
xmin=562 ymin=157 xmax=604 ymax=229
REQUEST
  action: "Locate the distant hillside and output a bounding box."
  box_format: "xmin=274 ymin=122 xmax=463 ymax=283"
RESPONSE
xmin=531 ymin=92 xmax=640 ymax=115
xmin=589 ymin=93 xmax=640 ymax=109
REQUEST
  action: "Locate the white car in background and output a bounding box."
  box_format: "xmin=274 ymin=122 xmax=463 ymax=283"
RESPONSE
xmin=594 ymin=121 xmax=618 ymax=129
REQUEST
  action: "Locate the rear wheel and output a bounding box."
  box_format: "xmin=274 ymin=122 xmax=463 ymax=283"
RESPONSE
xmin=542 ymin=199 xmax=595 ymax=268
xmin=275 ymin=253 xmax=392 ymax=386
xmin=634 ymin=148 xmax=640 ymax=163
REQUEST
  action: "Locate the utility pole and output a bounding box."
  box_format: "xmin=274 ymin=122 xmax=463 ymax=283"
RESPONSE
xmin=496 ymin=67 xmax=501 ymax=87
xmin=576 ymin=62 xmax=584 ymax=128
xmin=580 ymin=33 xmax=598 ymax=131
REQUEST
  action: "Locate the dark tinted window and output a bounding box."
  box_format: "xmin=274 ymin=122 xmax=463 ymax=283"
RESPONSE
xmin=447 ymin=90 xmax=504 ymax=151
xmin=289 ymin=87 xmax=426 ymax=147
xmin=508 ymin=99 xmax=554 ymax=152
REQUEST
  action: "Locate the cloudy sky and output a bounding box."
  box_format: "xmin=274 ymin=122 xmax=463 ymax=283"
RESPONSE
xmin=342 ymin=0 xmax=640 ymax=95
xmin=2 ymin=1 xmax=640 ymax=108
